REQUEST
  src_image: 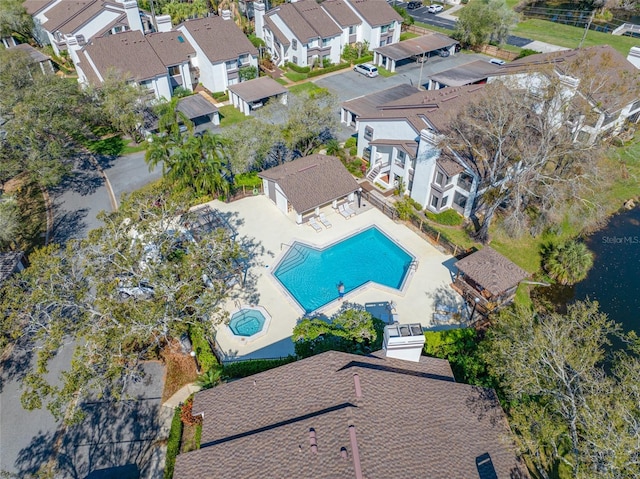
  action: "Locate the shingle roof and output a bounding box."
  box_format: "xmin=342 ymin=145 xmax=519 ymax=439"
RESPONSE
xmin=41 ymin=0 xmax=95 ymax=32
xmin=145 ymin=31 xmax=195 ymax=67
xmin=23 ymin=0 xmax=55 ymax=15
xmin=374 ymin=33 xmax=458 ymax=61
xmin=258 ymin=154 xmax=359 ymax=213
xmin=81 ymin=30 xmax=167 ymax=83
xmin=429 ymin=59 xmax=500 ymax=87
xmin=321 ymin=0 xmax=361 ymax=28
xmin=293 ymin=0 xmax=342 ymax=39
xmin=369 ymin=138 xmax=418 ymax=157
xmin=227 ymin=76 xmax=287 ymax=103
xmin=438 ymin=156 xmax=464 ymax=177
xmin=177 ymin=16 xmax=258 ymax=64
xmin=173 ymin=350 xmax=528 ymax=479
xmin=264 ymin=16 xmax=290 ymax=46
xmin=8 ymin=44 xmax=51 ymax=64
xmin=0 ymin=251 xmax=24 ymax=283
xmin=266 ymin=3 xmax=319 ymax=44
xmin=342 ymin=84 xmax=420 ymax=118
xmin=491 ymin=45 xmax=640 ymax=114
xmin=455 ymin=246 xmax=529 ymax=296
xmin=176 ymin=94 xmax=217 ymax=119
xmin=346 ymin=0 xmax=403 ymax=27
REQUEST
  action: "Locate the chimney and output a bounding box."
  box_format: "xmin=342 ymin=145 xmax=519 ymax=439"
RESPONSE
xmin=254 ymin=1 xmax=265 ymax=41
xmin=122 ymin=0 xmax=144 ymax=33
xmin=383 ymin=323 xmax=425 ymax=362
xmin=155 ymin=14 xmax=172 ymax=33
xmin=221 ymin=9 xmax=232 ymax=20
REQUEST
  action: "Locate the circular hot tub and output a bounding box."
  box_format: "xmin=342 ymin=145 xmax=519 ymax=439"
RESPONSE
xmin=228 ymin=306 xmax=271 ymax=341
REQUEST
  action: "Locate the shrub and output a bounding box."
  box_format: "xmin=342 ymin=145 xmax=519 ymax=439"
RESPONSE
xmin=189 ymin=323 xmax=219 ymax=373
xmin=180 ymin=397 xmax=203 ymax=426
xmin=515 ymin=48 xmax=541 ymax=60
xmin=407 ymin=197 xmax=423 ymax=211
xmin=234 ymin=172 xmax=262 ymax=188
xmin=308 ymin=62 xmax=350 ymax=77
xmin=222 ymin=357 xmax=297 ymax=379
xmin=542 ymin=240 xmax=594 ymax=285
xmin=164 ymin=407 xmax=183 ymax=479
xmin=425 ymin=209 xmax=463 ymax=226
xmin=285 ymin=62 xmax=311 ymax=74
xmin=395 ymin=197 xmax=418 ymax=221
xmin=344 ymin=137 xmax=356 ymax=148
xmin=354 ymin=54 xmax=374 ymax=64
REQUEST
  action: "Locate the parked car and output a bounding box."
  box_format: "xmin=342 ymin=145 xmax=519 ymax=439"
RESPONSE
xmin=489 ymin=58 xmax=506 ymax=65
xmin=354 ymin=63 xmax=379 ymax=78
xmin=427 ymin=4 xmax=443 ymax=13
xmin=407 ymin=1 xmax=422 ymax=9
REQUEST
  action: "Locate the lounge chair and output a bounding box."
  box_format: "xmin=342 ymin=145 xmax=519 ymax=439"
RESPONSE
xmin=318 ymin=213 xmax=332 ymax=228
xmin=344 ymin=203 xmax=357 ymax=216
xmin=338 ymin=204 xmax=352 ymax=219
xmin=308 ymin=217 xmax=322 ymax=232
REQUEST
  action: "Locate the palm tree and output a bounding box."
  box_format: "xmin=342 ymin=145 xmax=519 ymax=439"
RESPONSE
xmin=196 ymin=366 xmax=222 ymax=390
xmin=542 ymin=240 xmax=594 ymax=285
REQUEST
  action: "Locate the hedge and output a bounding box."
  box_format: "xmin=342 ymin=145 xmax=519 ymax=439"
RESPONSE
xmin=222 ymin=356 xmax=297 ymax=379
xmin=164 ymin=407 xmax=183 ymax=479
xmin=308 ymin=62 xmax=350 ymax=77
xmin=285 ymin=62 xmax=311 ymax=74
xmin=354 ymin=54 xmax=374 ymax=64
xmin=189 ymin=323 xmax=219 ymax=373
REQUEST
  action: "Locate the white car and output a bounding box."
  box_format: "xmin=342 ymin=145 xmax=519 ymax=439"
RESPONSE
xmin=354 ymin=63 xmax=379 ymax=78
xmin=489 ymin=58 xmax=506 ymax=65
xmin=427 ymin=4 xmax=443 ymax=13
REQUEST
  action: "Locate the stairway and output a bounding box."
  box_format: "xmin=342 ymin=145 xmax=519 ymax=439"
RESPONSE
xmin=366 ymin=164 xmax=381 ymax=182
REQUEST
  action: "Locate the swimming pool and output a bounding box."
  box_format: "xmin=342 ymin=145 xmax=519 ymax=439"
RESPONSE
xmin=273 ymin=227 xmax=414 ymax=313
xmin=228 ymin=306 xmax=271 ymax=339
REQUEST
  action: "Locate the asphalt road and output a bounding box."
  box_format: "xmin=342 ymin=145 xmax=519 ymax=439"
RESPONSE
xmin=392 ymin=1 xmax=534 ymax=48
xmin=0 ymin=152 xmax=165 ymax=478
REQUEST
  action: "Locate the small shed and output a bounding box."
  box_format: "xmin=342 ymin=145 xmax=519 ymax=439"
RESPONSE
xmin=373 ymin=33 xmax=459 ymax=73
xmin=177 ymin=94 xmax=220 ymax=127
xmin=8 ymin=44 xmax=55 ymax=75
xmin=453 ymin=247 xmax=528 ymax=312
xmin=258 ymin=154 xmax=359 ymax=224
xmin=228 ymin=76 xmax=288 ymax=115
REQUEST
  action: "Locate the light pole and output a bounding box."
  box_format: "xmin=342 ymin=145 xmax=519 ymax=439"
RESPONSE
xmin=469 ymin=297 xmax=480 ymax=323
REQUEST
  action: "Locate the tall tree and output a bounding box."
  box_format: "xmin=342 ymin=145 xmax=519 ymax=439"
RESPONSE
xmin=454 ymin=0 xmax=519 ymax=48
xmin=442 ymin=80 xmax=601 ymax=243
xmin=3 ymin=187 xmax=246 ymax=422
xmin=0 ymin=0 xmax=34 ymax=42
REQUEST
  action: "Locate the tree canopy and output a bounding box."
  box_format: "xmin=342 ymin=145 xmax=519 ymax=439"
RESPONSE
xmin=1 ymin=186 xmax=246 ymax=423
xmin=0 ymin=0 xmax=34 ymax=42
xmin=454 ymin=0 xmax=518 ymax=48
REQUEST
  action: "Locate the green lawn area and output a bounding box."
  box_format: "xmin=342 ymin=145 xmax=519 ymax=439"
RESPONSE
xmin=284 ymin=71 xmax=308 ymax=82
xmin=400 ymin=32 xmax=420 ymax=41
xmin=377 ymin=66 xmax=395 ymax=77
xmin=513 ymin=19 xmax=640 ymax=56
xmin=218 ymin=105 xmax=249 ymax=127
xmin=288 ymin=82 xmax=324 ymax=95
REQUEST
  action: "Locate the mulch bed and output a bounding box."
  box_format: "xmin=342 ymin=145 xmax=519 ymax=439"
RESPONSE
xmin=161 ymin=340 xmax=199 ymax=403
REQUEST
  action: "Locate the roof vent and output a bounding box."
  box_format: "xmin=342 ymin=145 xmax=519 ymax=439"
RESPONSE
xmin=340 ymin=447 xmax=348 ymax=459
xmin=309 ymin=428 xmax=318 ymax=453
xmin=353 ymin=373 xmax=362 ymax=398
xmin=383 ymin=323 xmax=425 ymax=362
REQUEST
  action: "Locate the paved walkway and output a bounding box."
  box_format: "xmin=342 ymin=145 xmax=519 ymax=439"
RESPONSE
xmin=163 ymin=383 xmax=202 ymax=408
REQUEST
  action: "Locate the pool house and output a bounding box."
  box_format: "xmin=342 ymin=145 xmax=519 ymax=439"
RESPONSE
xmin=258 ymin=154 xmax=360 ymax=224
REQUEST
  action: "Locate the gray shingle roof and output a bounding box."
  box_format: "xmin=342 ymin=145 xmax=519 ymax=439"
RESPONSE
xmin=176 ymin=94 xmax=217 ymax=119
xmin=429 ymin=59 xmax=500 ymax=87
xmin=342 ymin=84 xmax=420 ymax=119
xmin=374 ymin=33 xmax=458 ymax=61
xmin=321 ymin=0 xmax=361 ymax=28
xmin=177 ymin=16 xmax=258 ymax=64
xmin=173 ymin=350 xmax=528 ymax=479
xmin=455 ymin=246 xmax=529 ymax=296
xmin=145 ymin=31 xmax=195 ymax=67
xmin=227 ymin=76 xmax=287 ymax=103
xmin=8 ymin=44 xmax=51 ymax=64
xmin=258 ymin=154 xmax=359 ymax=214
xmin=346 ymin=0 xmax=403 ymax=27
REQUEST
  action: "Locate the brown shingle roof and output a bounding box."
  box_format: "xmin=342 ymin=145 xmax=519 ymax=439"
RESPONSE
xmin=81 ymin=30 xmax=166 ymax=83
xmin=8 ymin=44 xmax=51 ymax=63
xmin=438 ymin=156 xmax=464 ymax=177
xmin=41 ymin=0 xmax=96 ymax=32
xmin=369 ymin=138 xmax=418 ymax=157
xmin=321 ymin=0 xmax=361 ymax=28
xmin=342 ymin=84 xmax=420 ymax=119
xmin=455 ymin=246 xmax=529 ymax=296
xmin=258 ymin=154 xmax=359 ymax=213
xmin=177 ymin=16 xmax=258 ymax=64
xmin=429 ymin=59 xmax=500 ymax=87
xmin=145 ymin=31 xmax=195 ymax=67
xmin=267 ymin=2 xmax=319 ymax=44
xmin=293 ymin=0 xmax=342 ymax=39
xmin=176 ymin=94 xmax=217 ymax=119
xmin=23 ymin=0 xmax=55 ymax=15
xmin=227 ymin=76 xmax=287 ymax=103
xmin=346 ymin=0 xmax=403 ymax=27
xmin=0 ymin=251 xmax=24 ymax=283
xmin=263 ymin=15 xmax=290 ymax=46
xmin=173 ymin=350 xmax=528 ymax=479
xmin=374 ymin=32 xmax=458 ymax=60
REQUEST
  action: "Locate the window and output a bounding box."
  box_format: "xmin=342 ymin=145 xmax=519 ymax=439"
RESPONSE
xmin=364 ymin=126 xmax=373 ymax=140
xmin=381 ymin=24 xmax=391 ymax=33
xmin=435 ymin=171 xmax=444 ymax=186
xmin=238 ymin=54 xmax=249 ymax=65
xmin=349 ymin=25 xmax=356 ymax=35
xmin=457 ymin=172 xmax=473 ymax=191
xmin=292 ymin=39 xmax=298 ymax=49
xmin=386 ymin=37 xmax=392 ymax=45
xmin=453 ymin=192 xmax=467 ymax=209
xmin=168 ymin=65 xmax=180 ymax=76
xmin=395 ymin=150 xmax=406 ymax=168
xmin=225 ymin=60 xmax=236 ymax=71
xmin=292 ymin=56 xmax=298 ymax=65
xmin=431 ymin=195 xmax=439 ymax=209
xmin=441 ymin=196 xmax=449 ymax=207
xmin=322 ymin=38 xmax=330 ymax=47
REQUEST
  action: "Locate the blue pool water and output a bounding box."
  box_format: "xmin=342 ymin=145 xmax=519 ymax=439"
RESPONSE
xmin=229 ymin=309 xmax=266 ymax=337
xmin=273 ymin=227 xmax=414 ymax=313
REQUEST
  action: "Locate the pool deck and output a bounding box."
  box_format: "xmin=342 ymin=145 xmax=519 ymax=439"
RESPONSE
xmin=208 ymin=195 xmax=465 ymax=361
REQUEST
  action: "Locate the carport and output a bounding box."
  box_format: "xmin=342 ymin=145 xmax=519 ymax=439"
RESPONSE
xmin=176 ymin=94 xmax=220 ymax=127
xmin=373 ymin=33 xmax=459 ymax=72
xmin=228 ymin=76 xmax=288 ymax=115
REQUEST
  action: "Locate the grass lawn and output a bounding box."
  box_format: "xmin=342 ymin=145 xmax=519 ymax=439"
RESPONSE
xmin=121 ymin=141 xmax=147 ymax=155
xmin=218 ymin=104 xmax=249 ymax=127
xmin=400 ymin=32 xmax=420 ymax=41
xmin=288 ymin=82 xmax=324 ymax=95
xmin=377 ymin=66 xmax=395 ymax=77
xmin=513 ymin=19 xmax=640 ymax=56
xmin=284 ymin=71 xmax=308 ymax=82
xmin=275 ymin=77 xmax=289 ymax=86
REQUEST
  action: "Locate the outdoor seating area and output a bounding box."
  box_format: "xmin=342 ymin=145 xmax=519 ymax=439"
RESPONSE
xmin=338 ymin=202 xmax=356 ymax=218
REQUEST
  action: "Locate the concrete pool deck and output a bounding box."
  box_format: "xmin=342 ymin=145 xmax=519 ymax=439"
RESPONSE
xmin=208 ymin=195 xmax=465 ymax=361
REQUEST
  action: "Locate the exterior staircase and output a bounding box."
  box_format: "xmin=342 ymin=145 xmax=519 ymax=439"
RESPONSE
xmin=366 ymin=164 xmax=381 ymax=182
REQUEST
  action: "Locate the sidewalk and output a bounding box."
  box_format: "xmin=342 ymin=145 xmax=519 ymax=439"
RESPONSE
xmin=439 ymin=3 xmax=463 ymax=21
